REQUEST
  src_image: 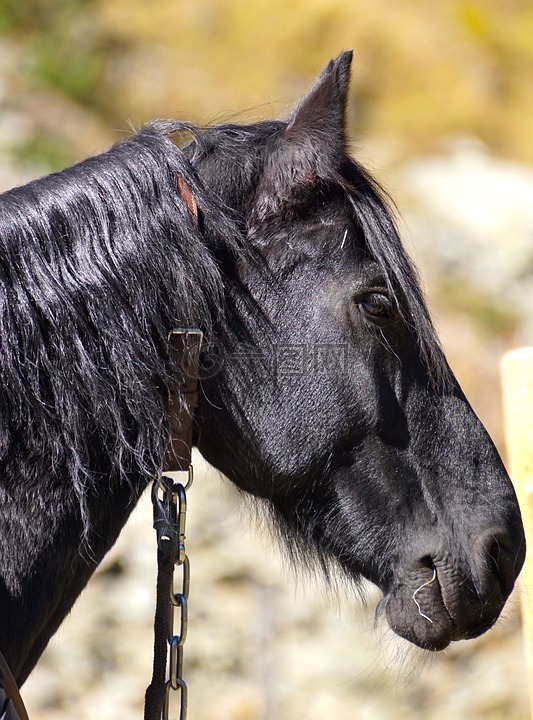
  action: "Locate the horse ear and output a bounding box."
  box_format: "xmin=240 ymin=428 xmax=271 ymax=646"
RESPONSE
xmin=252 ymin=52 xmax=353 ymax=226
xmin=280 ymin=51 xmax=353 ymax=183
xmin=287 ymin=52 xmax=352 ymax=146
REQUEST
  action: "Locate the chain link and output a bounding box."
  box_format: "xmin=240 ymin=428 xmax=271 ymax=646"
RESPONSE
xmin=153 ymin=465 xmax=193 ymax=720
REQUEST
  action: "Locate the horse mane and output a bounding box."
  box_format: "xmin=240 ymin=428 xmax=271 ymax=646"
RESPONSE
xmin=0 ymin=121 xmax=241 ymax=528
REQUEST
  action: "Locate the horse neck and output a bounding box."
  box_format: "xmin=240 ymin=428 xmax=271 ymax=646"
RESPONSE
xmin=0 ymin=462 xmax=145 ymax=684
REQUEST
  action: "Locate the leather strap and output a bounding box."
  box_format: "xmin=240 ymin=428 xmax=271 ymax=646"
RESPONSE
xmin=176 ymin=176 xmax=198 ymax=224
xmin=163 ymin=329 xmax=202 ymax=472
xmin=0 ymin=652 xmax=29 ymax=720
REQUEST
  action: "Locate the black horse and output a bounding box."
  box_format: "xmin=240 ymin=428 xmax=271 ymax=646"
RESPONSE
xmin=0 ymin=52 xmax=525 ymax=686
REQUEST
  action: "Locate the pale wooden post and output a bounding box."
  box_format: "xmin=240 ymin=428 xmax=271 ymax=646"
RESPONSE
xmin=502 ymin=347 xmax=533 ymax=715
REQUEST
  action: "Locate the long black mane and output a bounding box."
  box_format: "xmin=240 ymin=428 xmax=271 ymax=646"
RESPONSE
xmin=0 ymin=121 xmax=241 ymax=527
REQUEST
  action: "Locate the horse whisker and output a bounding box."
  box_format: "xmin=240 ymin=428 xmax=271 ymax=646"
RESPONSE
xmin=412 ymin=568 xmax=437 ymax=624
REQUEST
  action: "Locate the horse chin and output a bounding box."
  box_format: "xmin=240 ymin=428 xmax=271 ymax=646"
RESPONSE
xmin=382 ymin=585 xmax=454 ymax=651
xmin=381 ymin=568 xmax=504 ymax=652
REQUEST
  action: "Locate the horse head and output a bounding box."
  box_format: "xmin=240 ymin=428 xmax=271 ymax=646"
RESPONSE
xmin=192 ymin=52 xmax=525 ymax=651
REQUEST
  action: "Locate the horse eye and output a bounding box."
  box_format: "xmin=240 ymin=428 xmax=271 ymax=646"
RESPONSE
xmin=359 ymin=293 xmax=392 ymax=320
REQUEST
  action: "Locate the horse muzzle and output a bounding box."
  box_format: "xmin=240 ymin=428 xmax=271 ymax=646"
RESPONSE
xmin=381 ymin=527 xmax=526 ymax=651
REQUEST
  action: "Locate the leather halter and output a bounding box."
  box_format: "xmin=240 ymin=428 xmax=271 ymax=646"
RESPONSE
xmin=163 ymin=329 xmax=202 ymax=473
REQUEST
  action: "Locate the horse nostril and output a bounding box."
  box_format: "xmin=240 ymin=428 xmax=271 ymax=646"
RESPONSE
xmin=418 ymin=554 xmax=435 ymax=570
xmin=484 ymin=531 xmax=516 ymax=597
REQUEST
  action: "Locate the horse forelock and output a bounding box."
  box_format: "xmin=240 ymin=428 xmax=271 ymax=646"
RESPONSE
xmin=334 ymin=161 xmax=452 ymax=393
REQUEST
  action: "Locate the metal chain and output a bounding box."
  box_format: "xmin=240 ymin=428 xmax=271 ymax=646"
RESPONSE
xmin=152 ymin=465 xmax=193 ymax=720
xmin=147 ymin=327 xmax=202 ymax=720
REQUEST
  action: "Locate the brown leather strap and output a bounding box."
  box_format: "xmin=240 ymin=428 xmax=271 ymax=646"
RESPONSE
xmin=176 ymin=176 xmax=198 ymax=224
xmin=0 ymin=331 xmax=203 ymax=720
xmin=163 ymin=329 xmax=202 ymax=472
xmin=0 ymin=652 xmax=29 ymax=720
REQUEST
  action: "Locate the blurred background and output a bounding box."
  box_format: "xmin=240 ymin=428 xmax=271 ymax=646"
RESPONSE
xmin=1 ymin=0 xmax=532 ymax=717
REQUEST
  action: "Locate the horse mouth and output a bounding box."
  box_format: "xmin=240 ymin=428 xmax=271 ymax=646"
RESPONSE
xmin=381 ymin=562 xmax=506 ymax=651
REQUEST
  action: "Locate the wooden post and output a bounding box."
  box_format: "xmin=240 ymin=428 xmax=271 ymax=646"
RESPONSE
xmin=502 ymin=347 xmax=533 ymax=715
